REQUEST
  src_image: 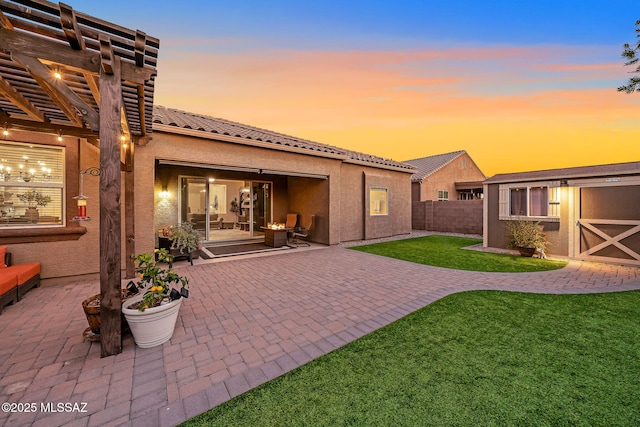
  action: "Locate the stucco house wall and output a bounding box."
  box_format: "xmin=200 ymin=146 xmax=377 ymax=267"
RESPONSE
xmin=1 ymin=107 xmax=413 ymax=283
xmin=418 ymin=152 xmax=485 ymax=201
xmin=147 ymin=128 xmax=411 ymax=247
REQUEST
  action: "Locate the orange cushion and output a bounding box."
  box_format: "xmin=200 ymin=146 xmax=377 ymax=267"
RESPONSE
xmin=4 ymin=263 xmax=40 ymax=285
xmin=0 ymin=272 xmax=17 ymax=294
xmin=0 ymin=246 xmax=6 ymax=268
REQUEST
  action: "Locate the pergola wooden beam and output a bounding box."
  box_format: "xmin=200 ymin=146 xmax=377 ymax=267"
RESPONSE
xmin=0 ymin=28 xmax=156 ymax=86
xmin=0 ymin=9 xmax=15 ymax=29
xmin=136 ymin=85 xmax=146 ymax=136
xmin=99 ymin=35 xmax=115 ymax=75
xmin=0 ymin=74 xmax=46 ymax=122
xmin=134 ymin=31 xmax=146 ymax=68
xmin=11 ymin=53 xmax=99 ymax=129
xmin=59 ymin=2 xmax=85 ymax=51
xmin=81 ymin=72 xmax=99 ymax=105
xmin=0 ymin=114 xmax=96 ymax=138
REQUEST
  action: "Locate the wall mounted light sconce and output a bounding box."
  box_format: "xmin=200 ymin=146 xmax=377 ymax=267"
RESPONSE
xmin=159 ymin=183 xmax=170 ymax=199
xmin=57 ymin=130 xmax=63 ymax=142
xmin=2 ymin=124 xmax=8 ymax=138
xmin=560 ymin=180 xmax=568 ymax=187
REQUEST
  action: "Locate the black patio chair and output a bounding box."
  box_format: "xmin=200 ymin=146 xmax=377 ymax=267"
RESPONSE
xmin=290 ymin=215 xmax=315 ymax=247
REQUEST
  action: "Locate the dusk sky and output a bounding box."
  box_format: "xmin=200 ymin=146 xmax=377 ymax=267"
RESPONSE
xmin=82 ymin=1 xmax=639 ymax=176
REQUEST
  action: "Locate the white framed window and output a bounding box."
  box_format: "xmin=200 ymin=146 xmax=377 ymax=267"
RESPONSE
xmin=370 ymin=187 xmax=388 ymax=216
xmin=499 ymin=183 xmax=560 ymax=221
xmin=0 ymin=141 xmax=65 ymax=228
xmin=437 ymin=190 xmax=449 ymax=201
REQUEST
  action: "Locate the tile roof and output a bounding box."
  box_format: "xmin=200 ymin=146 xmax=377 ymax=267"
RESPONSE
xmin=152 ymin=106 xmax=413 ymax=171
xmin=403 ymin=150 xmax=467 ymax=182
xmin=484 ymin=161 xmax=640 ymax=184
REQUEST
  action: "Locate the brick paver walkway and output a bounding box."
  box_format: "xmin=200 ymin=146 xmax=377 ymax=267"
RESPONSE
xmin=1 ymin=246 xmax=639 ymax=426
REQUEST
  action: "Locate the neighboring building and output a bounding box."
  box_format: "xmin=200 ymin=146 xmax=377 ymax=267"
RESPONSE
xmin=0 ymin=105 xmax=414 ymax=282
xmin=405 ymin=150 xmax=486 ymax=202
xmin=404 ymin=151 xmax=486 ymax=233
xmin=483 ymin=161 xmax=640 ymax=266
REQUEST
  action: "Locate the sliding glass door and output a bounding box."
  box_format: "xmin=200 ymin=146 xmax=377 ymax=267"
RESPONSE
xmin=179 ymin=177 xmax=272 ymax=242
xmin=251 ymin=181 xmax=272 ymax=236
xmin=180 ymin=177 xmax=207 ymax=239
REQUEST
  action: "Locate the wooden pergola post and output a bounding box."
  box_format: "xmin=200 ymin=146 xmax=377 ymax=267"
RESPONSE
xmin=125 ymin=141 xmax=136 ymax=278
xmin=99 ymin=43 xmax=123 ymax=357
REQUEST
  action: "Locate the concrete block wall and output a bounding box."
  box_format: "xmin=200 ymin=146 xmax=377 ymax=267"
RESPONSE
xmin=412 ymin=200 xmax=482 ymax=235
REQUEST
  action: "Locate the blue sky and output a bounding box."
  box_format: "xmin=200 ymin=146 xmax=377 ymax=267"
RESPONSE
xmin=85 ymin=1 xmax=638 ymax=46
xmin=80 ymin=1 xmax=640 ymax=175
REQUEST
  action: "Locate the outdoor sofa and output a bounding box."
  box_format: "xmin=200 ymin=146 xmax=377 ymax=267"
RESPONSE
xmin=0 ymin=246 xmax=41 ymax=314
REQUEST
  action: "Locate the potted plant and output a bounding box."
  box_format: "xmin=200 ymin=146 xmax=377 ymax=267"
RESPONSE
xmin=158 ymin=222 xmax=202 ymax=264
xmin=506 ymin=219 xmax=548 ymax=257
xmin=122 ymin=249 xmax=190 ymax=348
xmin=168 ymin=222 xmax=201 ymax=257
xmin=81 ymin=283 xmax=139 ymax=341
xmin=17 ymin=189 xmax=51 ymax=222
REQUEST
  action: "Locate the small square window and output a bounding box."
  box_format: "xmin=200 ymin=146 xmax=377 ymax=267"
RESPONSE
xmin=370 ymin=187 xmax=388 ymax=215
xmin=437 ymin=190 xmax=449 ymax=201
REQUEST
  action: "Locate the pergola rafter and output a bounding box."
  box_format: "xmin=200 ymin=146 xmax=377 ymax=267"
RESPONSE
xmin=0 ymin=0 xmax=158 ymax=136
xmin=0 ymin=0 xmax=160 ymax=357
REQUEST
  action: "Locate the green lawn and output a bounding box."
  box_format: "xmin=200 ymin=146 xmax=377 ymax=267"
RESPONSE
xmin=183 ymin=290 xmax=640 ymax=426
xmin=350 ymin=235 xmax=567 ymax=272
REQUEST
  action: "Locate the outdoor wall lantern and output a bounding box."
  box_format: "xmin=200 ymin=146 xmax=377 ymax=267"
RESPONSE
xmin=159 ymin=184 xmax=170 ymax=199
xmin=73 ymin=167 xmax=100 ymax=221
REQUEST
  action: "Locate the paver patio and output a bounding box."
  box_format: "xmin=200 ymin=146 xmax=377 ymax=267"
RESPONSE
xmin=0 ymin=246 xmax=639 ymax=426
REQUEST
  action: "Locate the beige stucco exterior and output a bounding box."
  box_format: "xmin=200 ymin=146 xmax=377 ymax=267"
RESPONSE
xmin=413 ymin=152 xmax=485 ymax=202
xmin=143 ymin=129 xmax=412 ymax=249
xmin=1 ymin=126 xmax=412 ymax=283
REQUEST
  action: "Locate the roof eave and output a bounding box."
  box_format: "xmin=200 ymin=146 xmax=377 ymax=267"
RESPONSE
xmin=484 ymin=168 xmax=640 ymax=184
xmin=343 ymin=158 xmax=416 ymax=174
xmin=153 ymin=123 xmax=349 ymax=160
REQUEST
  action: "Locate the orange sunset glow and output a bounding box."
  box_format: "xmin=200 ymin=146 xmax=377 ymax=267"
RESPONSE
xmin=83 ymin=2 xmax=640 ymax=177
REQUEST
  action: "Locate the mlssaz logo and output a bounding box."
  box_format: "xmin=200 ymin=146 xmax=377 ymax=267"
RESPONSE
xmin=40 ymin=402 xmax=88 ymax=413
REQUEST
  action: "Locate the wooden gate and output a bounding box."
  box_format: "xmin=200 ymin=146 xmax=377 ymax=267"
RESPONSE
xmin=577 ymin=186 xmax=640 ymax=266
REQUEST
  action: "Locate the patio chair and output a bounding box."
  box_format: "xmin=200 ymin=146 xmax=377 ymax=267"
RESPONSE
xmin=285 ymin=213 xmax=297 ymax=227
xmin=285 ymin=213 xmax=297 ymax=240
xmin=290 ymin=215 xmax=315 ymax=247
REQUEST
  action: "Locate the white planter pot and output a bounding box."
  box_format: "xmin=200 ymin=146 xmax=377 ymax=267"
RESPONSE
xmin=122 ymin=294 xmax=182 ymax=348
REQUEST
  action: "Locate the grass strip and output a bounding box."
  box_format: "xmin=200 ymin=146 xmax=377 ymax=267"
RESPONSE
xmin=350 ymin=235 xmax=567 ymax=272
